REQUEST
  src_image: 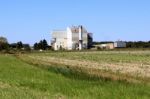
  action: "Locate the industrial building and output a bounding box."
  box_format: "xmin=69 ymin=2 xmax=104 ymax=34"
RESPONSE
xmin=114 ymin=41 xmax=126 ymax=48
xmin=51 ymin=25 xmax=93 ymax=50
xmin=96 ymin=41 xmax=126 ymax=50
xmin=99 ymin=43 xmax=114 ymax=49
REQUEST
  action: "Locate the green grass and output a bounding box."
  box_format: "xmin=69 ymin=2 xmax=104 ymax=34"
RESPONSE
xmin=0 ymin=54 xmax=150 ymax=99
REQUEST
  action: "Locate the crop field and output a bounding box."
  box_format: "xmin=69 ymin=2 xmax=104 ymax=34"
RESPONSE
xmin=21 ymin=51 xmax=150 ymax=82
xmin=0 ymin=51 xmax=150 ymax=99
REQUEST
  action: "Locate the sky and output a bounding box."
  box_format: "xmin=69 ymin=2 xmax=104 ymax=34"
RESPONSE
xmin=0 ymin=0 xmax=150 ymax=45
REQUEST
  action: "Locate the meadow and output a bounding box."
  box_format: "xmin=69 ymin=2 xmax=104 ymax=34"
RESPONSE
xmin=0 ymin=51 xmax=150 ymax=99
xmin=22 ymin=51 xmax=150 ymax=82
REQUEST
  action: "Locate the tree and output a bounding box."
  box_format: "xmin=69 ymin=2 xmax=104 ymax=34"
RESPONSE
xmin=16 ymin=41 xmax=23 ymax=49
xmin=42 ymin=39 xmax=48 ymax=50
xmin=34 ymin=43 xmax=39 ymax=50
xmin=33 ymin=39 xmax=48 ymax=50
xmin=0 ymin=36 xmax=8 ymax=43
xmin=39 ymin=40 xmax=43 ymax=49
xmin=23 ymin=44 xmax=31 ymax=51
xmin=0 ymin=36 xmax=9 ymax=51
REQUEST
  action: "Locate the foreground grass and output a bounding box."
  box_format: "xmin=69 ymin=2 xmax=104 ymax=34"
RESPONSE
xmin=0 ymin=54 xmax=150 ymax=99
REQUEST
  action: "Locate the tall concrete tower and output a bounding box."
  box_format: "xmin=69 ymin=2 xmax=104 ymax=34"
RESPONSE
xmin=79 ymin=25 xmax=83 ymax=50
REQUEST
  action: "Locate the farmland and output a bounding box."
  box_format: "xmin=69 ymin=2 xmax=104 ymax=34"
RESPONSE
xmin=20 ymin=51 xmax=150 ymax=82
xmin=0 ymin=51 xmax=150 ymax=98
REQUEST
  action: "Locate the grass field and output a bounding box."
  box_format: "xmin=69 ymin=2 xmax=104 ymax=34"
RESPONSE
xmin=0 ymin=51 xmax=150 ymax=99
xmin=21 ymin=51 xmax=150 ymax=82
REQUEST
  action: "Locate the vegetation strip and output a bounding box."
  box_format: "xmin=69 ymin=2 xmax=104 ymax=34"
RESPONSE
xmin=17 ymin=53 xmax=150 ymax=84
xmin=0 ymin=54 xmax=150 ymax=98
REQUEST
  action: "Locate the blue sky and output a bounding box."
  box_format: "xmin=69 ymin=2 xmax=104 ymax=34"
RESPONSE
xmin=0 ymin=0 xmax=150 ymax=45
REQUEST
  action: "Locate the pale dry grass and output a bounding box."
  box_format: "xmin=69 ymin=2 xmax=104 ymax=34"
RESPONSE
xmin=0 ymin=82 xmax=11 ymax=89
xmin=24 ymin=55 xmax=150 ymax=80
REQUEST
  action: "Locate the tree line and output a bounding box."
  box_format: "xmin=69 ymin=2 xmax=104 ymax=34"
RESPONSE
xmin=1 ymin=36 xmax=150 ymax=52
xmin=126 ymin=41 xmax=150 ymax=48
xmin=0 ymin=36 xmax=31 ymax=52
xmin=0 ymin=36 xmax=50 ymax=52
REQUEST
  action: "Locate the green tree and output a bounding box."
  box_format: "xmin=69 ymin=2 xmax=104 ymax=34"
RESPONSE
xmin=0 ymin=36 xmax=9 ymax=51
xmin=33 ymin=43 xmax=39 ymax=50
xmin=42 ymin=39 xmax=48 ymax=50
xmin=16 ymin=41 xmax=23 ymax=49
xmin=38 ymin=40 xmax=43 ymax=49
xmin=23 ymin=44 xmax=31 ymax=51
xmin=33 ymin=39 xmax=48 ymax=50
xmin=0 ymin=36 xmax=8 ymax=43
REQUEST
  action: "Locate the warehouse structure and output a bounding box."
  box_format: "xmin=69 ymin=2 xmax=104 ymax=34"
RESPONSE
xmin=114 ymin=41 xmax=126 ymax=48
xmin=99 ymin=43 xmax=114 ymax=49
xmin=51 ymin=25 xmax=93 ymax=50
xmin=98 ymin=41 xmax=126 ymax=50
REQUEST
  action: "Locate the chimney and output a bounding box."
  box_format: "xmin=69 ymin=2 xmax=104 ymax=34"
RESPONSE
xmin=79 ymin=25 xmax=83 ymax=50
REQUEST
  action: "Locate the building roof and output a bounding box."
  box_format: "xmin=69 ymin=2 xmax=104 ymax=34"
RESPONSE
xmin=70 ymin=26 xmax=87 ymax=33
xmin=52 ymin=25 xmax=88 ymax=35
